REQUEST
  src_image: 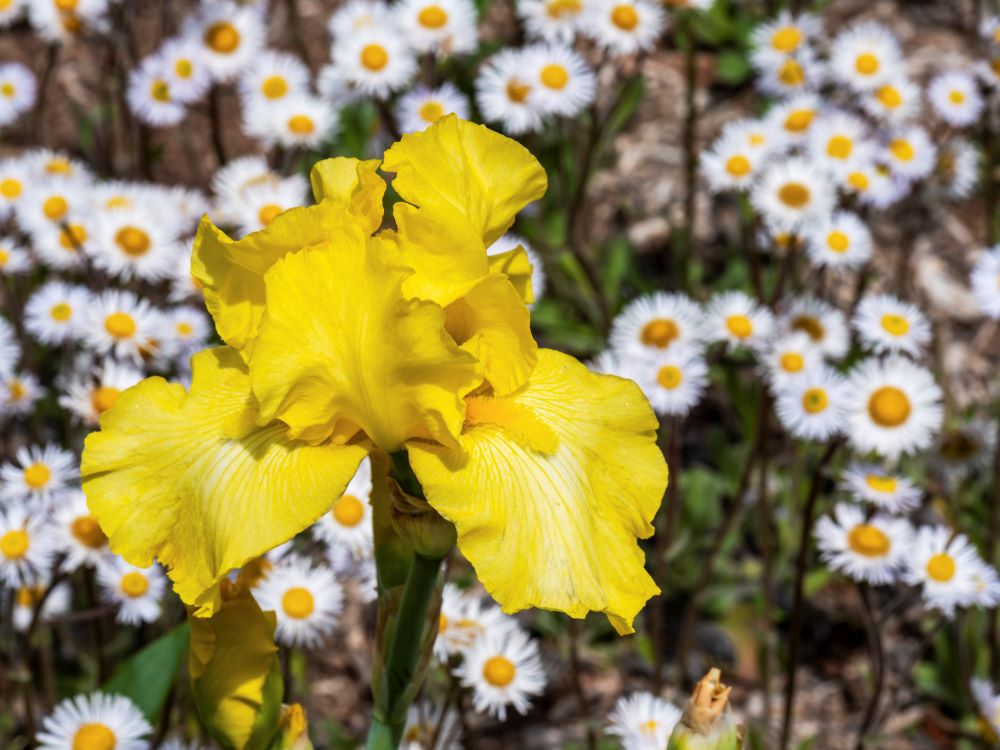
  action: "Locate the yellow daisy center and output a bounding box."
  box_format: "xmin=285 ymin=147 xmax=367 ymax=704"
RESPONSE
xmin=890 ymin=139 xmax=914 ymax=162
xmin=438 ymin=612 xmax=448 ymax=632
xmin=72 ymin=723 xmax=117 ymax=750
xmin=16 ymin=587 xmax=37 ymax=607
xmin=771 ymin=26 xmax=802 ymax=53
xmin=880 ymin=313 xmax=909 ymax=337
xmin=855 ymin=52 xmax=879 ymax=75
xmin=51 ymin=302 xmax=73 ymax=322
xmin=640 ymin=719 xmax=659 ymax=735
xmin=784 ymin=109 xmax=814 ymax=132
xmin=419 ymin=100 xmax=445 ymax=123
xmin=46 ymin=157 xmax=72 ymax=174
xmin=258 ymin=203 xmax=283 ymax=225
xmin=71 ymin=515 xmax=108 ymax=549
xmin=360 ymin=43 xmax=389 ymax=71
xmin=0 ymin=530 xmax=29 ymax=559
xmin=120 ymin=571 xmax=149 ymax=598
xmin=505 ymin=79 xmax=531 ymax=103
xmin=876 ymin=85 xmax=901 ymax=108
xmin=43 ymin=195 xmax=69 ymax=220
xmin=640 ymin=318 xmax=679 ymax=348
xmin=176 ymin=322 xmax=194 ymax=337
xmin=948 ymin=89 xmax=965 ymax=105
xmin=864 ymin=474 xmax=897 ymax=494
xmin=59 ymin=223 xmax=87 ymax=251
xmin=115 ymin=226 xmax=151 ymax=257
xmin=725 ymin=314 xmax=752 ymax=339
xmin=0 ymin=248 xmax=8 ymax=265
xmin=332 ymin=494 xmax=366 ymax=527
xmin=0 ymin=177 xmax=22 ymax=199
xmin=991 ymin=58 xmax=1000 ymax=77
xmin=847 ymin=524 xmax=890 ymax=557
xmin=610 ymin=4 xmax=639 ymax=31
xmin=656 ymin=365 xmax=683 ymax=390
xmin=150 ymin=79 xmax=171 ymax=102
xmin=780 ymin=352 xmax=804 ymax=373
xmin=482 ymin=655 xmax=516 ymax=687
xmin=546 ymin=0 xmax=582 ymax=17
xmin=91 ymin=386 xmax=121 ymax=414
xmin=288 ymin=114 xmax=315 ymax=134
xmin=725 ymin=155 xmax=751 ymax=177
xmin=24 ymin=462 xmax=51 ymax=489
xmin=778 ymin=182 xmax=810 ymax=208
xmin=801 ymin=387 xmax=829 ymax=414
xmin=282 ymin=586 xmax=315 ymax=619
xmin=417 ymin=5 xmax=448 ymax=27
xmin=791 ymin=315 xmax=824 ymax=341
xmin=204 ymin=21 xmax=241 ymax=54
xmin=175 ymin=58 xmax=194 ymax=78
xmin=8 ymin=380 xmax=25 ymax=401
xmin=926 ymin=552 xmax=956 ymax=583
xmin=1 ymin=82 xmax=14 ymax=98
xmin=261 ymin=75 xmax=288 ymax=99
xmin=778 ymin=58 xmax=804 ymax=86
xmin=847 ymin=171 xmax=869 ymax=191
xmin=540 ymin=63 xmax=569 ymax=90
xmin=827 ymin=135 xmax=853 ymax=160
xmin=867 ymin=386 xmax=911 ymax=428
xmin=105 ymin=195 xmax=131 ymax=209
xmin=104 ymin=312 xmax=137 ymax=339
xmin=827 ymin=230 xmax=850 ymax=253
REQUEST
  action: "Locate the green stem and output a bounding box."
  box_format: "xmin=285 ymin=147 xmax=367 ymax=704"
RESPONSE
xmin=366 ymin=553 xmax=444 ymax=749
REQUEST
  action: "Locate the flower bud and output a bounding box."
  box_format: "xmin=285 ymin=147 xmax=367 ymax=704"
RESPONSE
xmin=667 ymin=668 xmax=743 ymax=750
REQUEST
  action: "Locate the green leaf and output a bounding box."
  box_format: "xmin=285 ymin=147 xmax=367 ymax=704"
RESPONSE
xmin=103 ymin=622 xmax=190 ymax=723
xmin=716 ymin=50 xmax=751 ymax=86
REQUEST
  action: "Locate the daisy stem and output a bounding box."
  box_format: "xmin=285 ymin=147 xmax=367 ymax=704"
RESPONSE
xmin=854 ymin=583 xmax=884 ymax=749
xmin=676 ymin=11 xmax=699 ymax=293
xmin=989 ymin=414 xmax=1000 ymax=681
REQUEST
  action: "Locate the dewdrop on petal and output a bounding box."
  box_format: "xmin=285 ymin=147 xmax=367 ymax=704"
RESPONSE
xmin=667 ymin=668 xmax=742 ymax=750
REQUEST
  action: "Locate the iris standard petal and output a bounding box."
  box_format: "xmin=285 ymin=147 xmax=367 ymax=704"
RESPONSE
xmin=308 ymin=156 xmax=386 ymax=234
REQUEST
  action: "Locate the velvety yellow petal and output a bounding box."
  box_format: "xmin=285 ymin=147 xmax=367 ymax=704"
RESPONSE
xmin=488 ymin=246 xmax=535 ymax=305
xmin=249 ymin=237 xmax=481 ymax=452
xmin=189 ymin=582 xmax=283 ymax=750
xmin=309 ymin=157 xmax=385 ymax=234
xmin=408 ymin=349 xmax=667 ymax=634
xmin=444 ymin=274 xmax=537 ymax=395
xmin=82 ymin=347 xmax=366 ymax=616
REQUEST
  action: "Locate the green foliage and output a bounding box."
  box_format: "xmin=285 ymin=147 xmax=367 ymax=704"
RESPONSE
xmin=102 ymin=622 xmax=190 ymax=723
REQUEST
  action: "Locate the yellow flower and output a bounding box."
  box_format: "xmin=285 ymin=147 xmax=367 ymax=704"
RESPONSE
xmin=82 ymin=116 xmax=667 ymax=633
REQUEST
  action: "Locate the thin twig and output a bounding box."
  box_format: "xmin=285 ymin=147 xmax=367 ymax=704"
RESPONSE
xmin=653 ymin=416 xmax=682 ymax=692
xmin=854 ymin=584 xmax=885 ymax=749
xmin=568 ymin=619 xmax=597 ymax=750
xmin=756 ymin=421 xmax=775 ymax=742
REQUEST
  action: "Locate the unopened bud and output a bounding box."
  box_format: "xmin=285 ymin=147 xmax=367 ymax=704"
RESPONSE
xmin=667 ymin=668 xmax=743 ymax=750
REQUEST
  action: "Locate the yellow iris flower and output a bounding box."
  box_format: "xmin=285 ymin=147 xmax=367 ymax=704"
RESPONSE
xmin=82 ymin=116 xmax=667 ymax=634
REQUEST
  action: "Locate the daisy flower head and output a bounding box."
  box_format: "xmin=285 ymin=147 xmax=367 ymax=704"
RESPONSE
xmin=720 ymin=117 xmax=787 ymax=160
xmin=928 ymin=70 xmax=983 ymax=128
xmin=841 ymin=463 xmax=921 ymax=513
xmin=23 ymin=148 xmax=91 ymax=182
xmin=53 ymin=490 xmax=110 ymax=572
xmin=434 ymin=582 xmax=512 ymax=660
xmin=775 ymin=365 xmax=850 ymax=441
xmin=610 ymin=292 xmax=705 ymax=357
xmin=0 ymin=444 xmax=76 ymax=507
xmin=79 ymin=290 xmax=158 ymax=363
xmin=904 ymin=526 xmax=986 ymax=617
xmin=852 ymin=293 xmax=930 ymax=357
xmin=861 ymin=77 xmax=922 ymax=125
xmin=98 ymin=557 xmax=166 ymax=626
xmin=455 ymin=627 xmax=546 ymax=721
xmin=806 ymin=110 xmax=873 ymax=178
xmin=1 ymin=372 xmax=45 ymax=416
xmin=226 ymin=175 xmax=308 ymax=237
xmin=981 ymin=14 xmax=1000 ymax=44
xmin=12 ymin=579 xmax=71 ymax=632
xmin=475 ymin=49 xmax=545 ymax=135
xmin=253 ymin=558 xmax=344 ymax=648
xmin=24 ymin=281 xmax=90 ymax=346
xmin=971 ymin=562 xmax=1000 ymax=609
xmin=845 ymin=355 xmax=943 ymax=460
xmin=754 ymin=46 xmax=824 ymax=98
xmin=486 ymin=232 xmax=547 ymax=303
xmin=127 ymin=57 xmax=187 ymax=127
xmin=0 ymin=0 xmax=26 ymax=27
xmin=397 ymin=0 xmax=478 ymax=56
xmin=972 ymin=679 xmax=1000 ymax=737
xmin=970 ymin=244 xmax=1000 ymax=319
xmin=933 ymin=137 xmax=979 ymax=199
xmin=155 ymin=36 xmax=213 ymax=103
xmin=761 ymin=332 xmax=821 ymax=389
xmin=313 ymin=456 xmax=374 ymax=558
xmin=211 ymin=155 xmax=276 ymax=223
xmin=163 ymin=306 xmax=212 ymax=360
xmin=0 ymin=157 xmax=29 ymax=218
xmin=932 ymin=420 xmax=995 ymax=486
xmin=36 ymin=693 xmax=152 ymax=750
xmin=237 ymin=48 xmax=310 ymax=108
xmin=333 ymin=27 xmax=418 ymax=100
xmin=59 ymin=359 xmax=143 ymax=426
xmin=31 ymin=218 xmax=92 ymax=271
xmin=860 ymin=162 xmax=911 ymax=210
xmin=0 ymin=316 xmax=19 ymax=376
xmin=766 ymin=94 xmax=821 ymax=143
xmin=92 ymin=204 xmax=179 ymax=281
xmin=328 ymin=0 xmax=393 ymax=40
xmin=815 ymin=503 xmax=911 ymax=585
xmin=398 ymin=83 xmax=470 ymax=134
xmin=517 ymin=0 xmax=586 ymax=45
xmin=780 ymin=297 xmax=850 ymax=359
xmin=15 ymin=178 xmax=88 ymax=237
xmin=627 ymin=344 xmax=708 ymax=417
xmin=582 ymin=0 xmax=665 ymax=57
xmin=883 ymin=126 xmax=937 ymax=181
xmin=525 ymin=43 xmax=597 ymax=118
xmin=184 ymin=0 xmax=265 ymax=81
xmin=751 ymin=157 xmax=835 ymax=232
xmin=829 ymin=21 xmax=903 ymax=91
xmin=247 ymin=94 xmax=338 ymax=149
xmin=750 ymin=11 xmax=821 ymax=60
xmin=169 ymin=241 xmax=202 ymax=303
xmin=27 ymin=0 xmax=108 ymax=43
xmin=0 ymin=504 xmax=56 ymax=586
xmin=705 ymin=290 xmax=775 ymax=351
xmin=606 ymin=691 xmax=683 ymax=750
xmin=701 ymin=127 xmax=763 ymax=192
xmin=804 ymin=211 xmax=872 ymax=271
xmin=402 ymin=700 xmax=462 ymax=750
xmin=0 ymin=62 xmax=37 ymax=126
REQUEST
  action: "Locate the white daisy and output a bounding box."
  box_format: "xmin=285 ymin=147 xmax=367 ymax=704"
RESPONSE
xmin=210 ymin=154 xmax=276 ymax=223
xmin=15 ymin=178 xmax=88 ymax=237
xmin=829 ymin=21 xmax=903 ymax=91
xmin=27 ymin=0 xmax=108 ymax=43
xmin=0 ymin=157 xmax=29 ymax=218
xmin=517 ymin=0 xmax=586 ymax=45
xmin=247 ymin=94 xmax=337 ymax=149
xmin=844 ymin=355 xmax=943 ymax=460
xmin=720 ymin=117 xmax=787 ymax=160
xmin=761 ymin=332 xmax=821 ymax=389
xmin=933 ymin=137 xmax=979 ymax=199
xmin=852 ymin=294 xmax=930 ymax=357
xmin=31 ymin=218 xmax=92 ymax=271
xmin=253 ymin=558 xmax=344 ymax=648
xmin=328 ymin=0 xmax=393 ymax=40
xmin=24 ymin=281 xmax=89 ymax=345
xmin=22 ymin=149 xmax=92 ymax=181
xmin=0 ymin=504 xmax=56 ymax=586
xmin=12 ymin=579 xmax=71 ymax=632
xmin=398 ymin=83 xmax=470 ymax=133
xmin=59 ymin=360 xmax=143 ymax=426
xmin=155 ymin=36 xmax=213 ymax=103
xmin=184 ymin=1 xmax=266 ymax=81
xmin=927 ymin=70 xmax=983 ymax=128
xmin=237 ymin=48 xmax=310 ymax=107
xmin=525 ymin=43 xmax=596 ymax=118
xmin=92 ymin=203 xmax=181 ymax=281
xmin=972 ymin=679 xmax=1000 ymax=737
xmin=841 ymin=463 xmax=921 ymax=514
xmin=701 ymin=128 xmax=763 ymax=192
xmin=0 ymin=444 xmax=76 ymax=507
xmin=750 ymin=11 xmax=821 ymax=59
xmin=168 ymin=241 xmax=202 ymax=303
xmin=860 ymin=77 xmax=921 ymax=125
xmin=932 ymin=420 xmax=996 ymax=486
xmin=401 ymin=700 xmax=462 ymax=750
xmin=883 ymin=126 xmax=937 ymax=181
xmin=860 ymin=162 xmax=911 ymax=210
xmin=36 ymin=692 xmax=152 ymax=750
xmin=806 ymin=111 xmax=873 ymax=178
xmin=589 ymin=349 xmax=625 ymax=376
xmin=475 ymin=49 xmax=545 ymax=135
xmin=0 ymin=0 xmax=26 ymax=27
xmin=765 ymin=94 xmax=821 ymax=143
xmin=815 ymin=503 xmax=911 ymax=585
xmin=0 ymin=316 xmax=19 ymax=376
xmin=754 ymin=46 xmax=824 ymax=98
xmin=98 ymin=557 xmax=166 ymax=626
xmin=775 ymin=365 xmax=850 ymax=441
xmin=52 ymin=490 xmax=110 ymax=572
xmin=606 ymin=691 xmax=683 ymax=750
xmin=163 ymin=306 xmax=212 ymax=360
xmin=804 ymin=211 xmax=872 ymax=271
xmin=127 ymin=57 xmax=187 ymax=127
xmin=333 ymin=28 xmax=418 ymax=100
xmin=970 ymin=244 xmax=1000 ymax=319
xmin=609 ymin=292 xmax=705 ymax=357
xmin=582 ymin=0 xmax=665 ymax=57
xmin=0 ymin=62 xmax=37 ymax=126
xmin=904 ymin=526 xmax=986 ymax=617
xmin=779 ymin=297 xmax=850 ymax=359
xmin=313 ymin=456 xmax=374 ymax=559
xmin=704 ymin=290 xmax=775 ymax=351
xmin=434 ymin=583 xmax=511 ymax=660
xmin=486 ymin=232 xmax=547 ymax=303
xmin=971 ymin=562 xmax=1000 ymax=609
xmin=397 ymin=0 xmax=478 ymax=56
xmin=751 ymin=157 xmax=835 ymax=232
xmin=79 ymin=290 xmax=158 ymax=363
xmin=455 ymin=627 xmax=546 ymax=721
xmin=627 ymin=344 xmax=708 ymax=417
xmin=1 ymin=372 xmax=45 ymax=416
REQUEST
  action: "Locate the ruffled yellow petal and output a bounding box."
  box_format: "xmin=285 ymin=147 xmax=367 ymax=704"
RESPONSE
xmin=82 ymin=347 xmax=366 ymax=616
xmin=408 ymin=349 xmax=667 ymax=634
xmin=444 ymin=274 xmax=536 ymax=395
xmin=487 ymin=245 xmax=535 ymax=305
xmin=309 ymin=157 xmax=385 ymax=234
xmin=249 ymin=237 xmax=480 ymax=452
